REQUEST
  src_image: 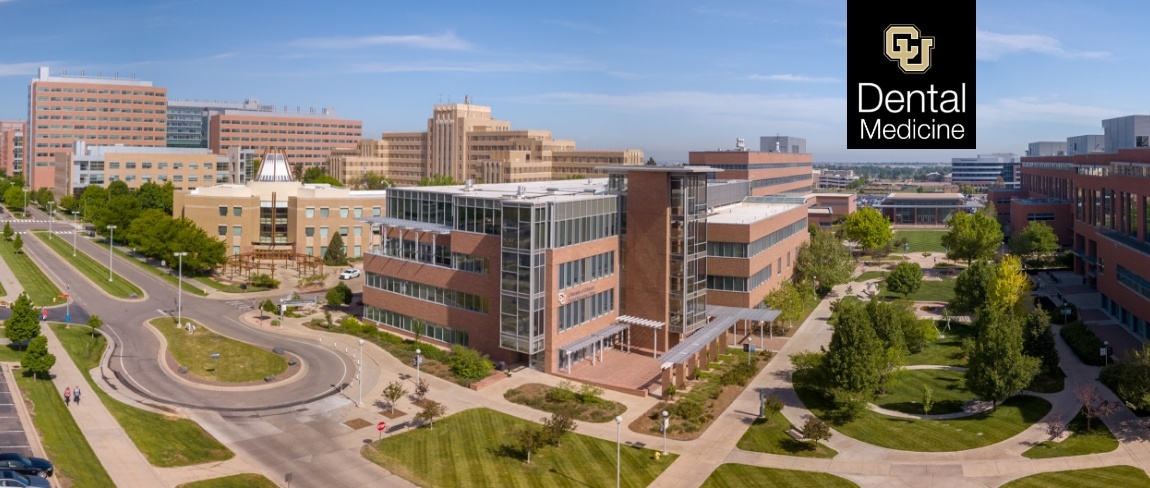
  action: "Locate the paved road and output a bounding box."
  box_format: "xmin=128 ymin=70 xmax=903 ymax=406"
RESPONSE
xmin=6 ymin=211 xmax=356 ymax=411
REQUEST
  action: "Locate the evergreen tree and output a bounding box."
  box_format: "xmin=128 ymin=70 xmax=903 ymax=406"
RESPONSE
xmin=1022 ymin=306 xmax=1060 ymax=376
xmin=11 ymin=233 xmax=21 ymax=253
xmin=823 ymin=299 xmax=884 ymax=415
xmin=2 ymin=222 xmax=11 ymax=241
xmin=4 ymin=293 xmax=40 ymax=347
xmin=964 ymin=306 xmax=1040 ymax=409
xmin=865 ymin=300 xmax=908 ymax=393
xmin=324 ymin=233 xmax=348 ymax=266
xmin=20 ymin=336 xmax=55 ymax=380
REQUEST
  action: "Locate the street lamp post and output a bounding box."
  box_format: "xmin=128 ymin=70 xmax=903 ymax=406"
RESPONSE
xmin=1102 ymin=340 xmax=1110 ymax=366
xmin=106 ymin=225 xmax=117 ymax=282
xmin=661 ymin=410 xmax=669 ymax=455
xmin=415 ymin=348 xmax=422 ymax=383
xmin=358 ymin=339 xmax=365 ymax=406
xmin=615 ymin=415 xmax=623 ymax=488
xmin=22 ymin=189 xmax=28 ymax=219
xmin=47 ymin=202 xmax=54 ymax=239
xmin=71 ymin=211 xmax=79 ymax=256
xmin=174 ymin=252 xmax=187 ymax=326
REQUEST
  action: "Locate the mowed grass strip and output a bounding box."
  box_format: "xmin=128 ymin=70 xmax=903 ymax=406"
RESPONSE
xmin=0 ymin=238 xmax=61 ymax=306
xmin=33 ymin=231 xmax=143 ymax=299
xmin=176 ymin=473 xmax=279 ymax=488
xmin=14 ymin=371 xmax=115 ymax=487
xmin=88 ymin=239 xmax=208 ymax=296
xmin=876 ymin=369 xmax=972 ymax=415
xmin=906 ymin=319 xmax=975 ymax=367
xmin=735 ymin=410 xmax=837 ymax=458
xmin=700 ymin=464 xmax=858 ymax=488
xmin=894 ymin=230 xmax=948 ymax=253
xmin=853 ymin=270 xmax=886 ymax=282
xmin=194 ymin=276 xmax=271 ymax=294
xmin=1001 ymin=466 xmax=1150 ymax=488
xmin=149 ymin=318 xmax=287 ymax=383
xmin=880 ymin=277 xmax=957 ymax=302
xmin=1022 ymin=407 xmax=1119 ymax=459
xmin=51 ymin=323 xmax=234 ymax=467
xmin=794 ymin=370 xmax=1052 ymax=452
xmin=364 ymin=408 xmax=675 ymax=488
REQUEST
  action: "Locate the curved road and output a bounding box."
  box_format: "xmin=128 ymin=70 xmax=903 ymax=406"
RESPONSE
xmin=8 ymin=210 xmax=356 ymax=411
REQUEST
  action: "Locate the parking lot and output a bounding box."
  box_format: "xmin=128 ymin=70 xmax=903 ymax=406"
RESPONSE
xmin=0 ymin=367 xmax=33 ymax=457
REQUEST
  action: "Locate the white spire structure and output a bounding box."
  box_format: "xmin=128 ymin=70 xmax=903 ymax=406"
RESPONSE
xmin=255 ymin=149 xmax=295 ymax=182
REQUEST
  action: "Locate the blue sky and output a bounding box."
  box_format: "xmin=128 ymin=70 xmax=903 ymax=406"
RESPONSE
xmin=0 ymin=0 xmax=1144 ymax=163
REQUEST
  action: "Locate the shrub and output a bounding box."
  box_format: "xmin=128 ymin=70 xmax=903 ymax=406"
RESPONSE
xmin=576 ymin=383 xmax=606 ymax=405
xmin=720 ymin=362 xmax=757 ymax=386
xmin=764 ymin=395 xmax=784 ymax=415
xmin=447 ymin=345 xmax=494 ymax=381
xmin=547 ymin=381 xmax=578 ymax=403
xmin=1059 ymin=322 xmax=1106 ymax=366
xmin=250 ymin=273 xmax=280 ymax=289
xmin=789 ymin=351 xmax=824 ymax=373
xmin=326 ymin=281 xmax=354 ymax=307
xmin=668 ymin=397 xmax=706 ymax=422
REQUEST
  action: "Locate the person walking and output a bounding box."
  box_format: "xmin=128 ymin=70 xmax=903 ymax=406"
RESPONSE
xmin=64 ymin=387 xmax=71 ymax=407
xmin=73 ymin=386 xmax=80 ymax=405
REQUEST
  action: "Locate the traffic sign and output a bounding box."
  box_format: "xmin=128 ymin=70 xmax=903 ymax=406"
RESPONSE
xmin=65 ymin=314 xmax=71 ymax=323
xmin=377 ymin=421 xmax=387 ymax=431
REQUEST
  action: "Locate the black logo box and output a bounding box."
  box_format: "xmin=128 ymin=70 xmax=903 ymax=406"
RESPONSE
xmin=847 ymin=0 xmax=976 ymax=149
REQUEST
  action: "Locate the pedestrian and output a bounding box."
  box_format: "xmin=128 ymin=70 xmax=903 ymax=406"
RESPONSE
xmin=73 ymin=385 xmax=80 ymax=405
xmin=64 ymin=387 xmax=71 ymax=407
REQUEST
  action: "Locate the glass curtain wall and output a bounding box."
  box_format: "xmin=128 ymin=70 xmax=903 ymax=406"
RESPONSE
xmin=668 ymin=173 xmax=708 ymax=335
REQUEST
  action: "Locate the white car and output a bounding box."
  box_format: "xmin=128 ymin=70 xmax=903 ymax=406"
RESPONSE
xmin=339 ymin=268 xmax=361 ymax=280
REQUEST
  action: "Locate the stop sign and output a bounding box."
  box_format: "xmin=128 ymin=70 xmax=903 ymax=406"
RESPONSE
xmin=377 ymin=421 xmax=386 ymax=431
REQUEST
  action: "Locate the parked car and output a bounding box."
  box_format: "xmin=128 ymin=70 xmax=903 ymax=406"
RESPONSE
xmin=338 ymin=268 xmax=361 ymax=280
xmin=0 ymin=470 xmax=49 ymax=487
xmin=0 ymin=454 xmax=52 ymax=478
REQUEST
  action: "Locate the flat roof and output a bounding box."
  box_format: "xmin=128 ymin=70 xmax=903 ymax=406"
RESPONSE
xmin=394 ymin=178 xmax=614 ymax=203
xmin=707 ymin=201 xmax=801 ymax=225
xmin=885 ymin=192 xmax=964 ymax=200
xmin=597 ymin=165 xmax=720 ymax=173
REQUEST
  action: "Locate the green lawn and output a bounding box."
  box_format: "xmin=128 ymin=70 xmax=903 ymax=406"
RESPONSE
xmin=88 ymin=239 xmax=208 ymax=296
xmin=853 ymin=271 xmax=886 ymax=282
xmin=906 ymin=320 xmax=974 ymax=367
xmin=876 ymin=369 xmax=971 ymax=415
xmin=176 ymin=474 xmax=279 ymax=488
xmin=33 ymin=231 xmax=143 ymax=299
xmin=51 ymin=323 xmax=234 ymax=467
xmin=735 ymin=411 xmax=838 ymax=458
xmin=880 ymin=277 xmax=956 ymax=302
xmin=1001 ymin=466 xmax=1150 ymax=488
xmin=504 ymin=383 xmax=627 ymax=422
xmin=700 ymin=464 xmax=858 ymax=488
xmin=894 ymin=230 xmax=947 ymax=253
xmin=1022 ymin=407 xmax=1119 ymax=459
xmin=14 ymin=371 xmax=115 ymax=487
xmin=194 ymin=276 xmax=271 ymax=294
xmin=794 ymin=370 xmax=1052 ymax=452
xmin=364 ymin=408 xmax=676 ymax=487
xmin=150 ymin=318 xmax=287 ymax=382
xmin=0 ymin=238 xmax=62 ymax=306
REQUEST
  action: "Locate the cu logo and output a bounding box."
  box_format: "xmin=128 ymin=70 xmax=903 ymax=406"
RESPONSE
xmin=557 ymin=292 xmax=566 ymax=305
xmin=884 ymin=25 xmax=934 ymax=74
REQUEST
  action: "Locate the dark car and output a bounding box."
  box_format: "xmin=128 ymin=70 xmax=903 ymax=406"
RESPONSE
xmin=0 ymin=454 xmax=52 ymax=478
xmin=0 ymin=470 xmax=49 ymax=487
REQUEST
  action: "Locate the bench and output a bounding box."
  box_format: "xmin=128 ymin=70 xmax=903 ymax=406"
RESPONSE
xmin=786 ymin=428 xmax=808 ymax=441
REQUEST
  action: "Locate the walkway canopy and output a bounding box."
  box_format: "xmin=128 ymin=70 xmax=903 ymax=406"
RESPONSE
xmin=659 ymin=305 xmax=781 ymax=367
xmin=557 ymin=322 xmax=633 ymax=373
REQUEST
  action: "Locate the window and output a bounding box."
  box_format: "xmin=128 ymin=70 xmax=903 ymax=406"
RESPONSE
xmin=354 ymin=207 xmax=363 ymax=218
xmin=340 ymin=226 xmax=349 ymax=236
xmin=340 ymin=207 xmax=349 ymax=218
xmin=233 ymin=206 xmax=242 ymax=217
xmin=232 ymin=246 xmax=241 ymax=255
xmin=373 ymin=207 xmax=382 ymax=217
xmin=306 ymin=246 xmax=313 ymax=256
xmin=320 ymin=207 xmax=330 ymax=218
xmin=320 ymin=227 xmax=329 ymax=239
xmin=125 ymin=162 xmax=136 ymax=169
xmin=158 ymin=162 xmax=168 ymax=169
xmin=233 ymin=225 xmax=242 ymax=236
xmin=354 ymin=245 xmax=361 ymax=257
xmin=219 ymin=206 xmax=227 ymax=217
xmin=218 ymin=225 xmax=226 ymax=236
xmin=354 ymin=226 xmax=362 ymax=236
xmin=109 ymin=162 xmax=120 ymax=169
xmin=141 ymin=162 xmax=152 ymax=169
xmin=305 ymin=226 xmax=314 ymax=237
xmin=305 ymin=207 xmax=314 ymax=218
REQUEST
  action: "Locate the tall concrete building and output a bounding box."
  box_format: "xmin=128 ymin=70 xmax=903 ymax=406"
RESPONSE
xmin=1101 ymin=115 xmax=1150 ymax=153
xmin=759 ymin=136 xmax=806 ymax=154
xmin=687 ymin=146 xmax=814 ymax=196
xmin=356 ymin=99 xmax=643 ymax=186
xmin=208 ymin=107 xmax=362 ymax=170
xmin=1066 ymin=134 xmax=1105 ymax=156
xmin=0 ymin=121 xmax=24 ymax=177
xmin=167 ymin=99 xmax=267 ymax=148
xmin=54 ymin=142 xmax=240 ymax=198
xmin=27 ymin=66 xmax=168 ymax=189
xmin=951 ymin=153 xmax=1019 ymax=189
xmin=1027 ymin=141 xmax=1067 ymax=157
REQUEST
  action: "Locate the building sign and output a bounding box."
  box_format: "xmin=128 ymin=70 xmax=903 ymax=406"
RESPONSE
xmin=847 ymin=0 xmax=976 ymax=149
xmin=557 ymin=285 xmax=597 ymax=305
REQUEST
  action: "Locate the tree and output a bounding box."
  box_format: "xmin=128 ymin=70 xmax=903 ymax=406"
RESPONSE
xmin=645 ymin=157 xmax=657 ymax=166
xmin=941 ymin=210 xmax=1003 ymax=266
xmin=302 ymin=166 xmax=326 ymax=183
xmin=447 ymin=345 xmax=493 ymax=382
xmin=922 ymin=385 xmax=934 ymax=415
xmin=79 ymin=185 xmax=109 ymax=222
xmin=417 ymin=174 xmax=460 ymax=187
xmin=10 ymin=234 xmax=21 ymax=254
xmin=326 ymin=282 xmax=353 ymax=307
xmin=964 ymin=306 xmax=1040 ymax=409
xmin=4 ymin=293 xmax=40 ymax=347
xmin=135 ymin=180 xmax=174 ymax=215
xmin=87 ymin=315 xmax=104 ymax=338
xmin=762 ymin=280 xmax=805 ymax=332
xmin=2 ymin=222 xmax=10 ymax=241
xmin=412 ymin=319 xmax=426 ymax=345
xmin=541 ymin=413 xmax=577 ymax=447
xmin=107 ymin=180 xmax=130 ymax=198
xmin=324 ymin=233 xmax=348 ymax=266
xmin=381 ymin=381 xmax=407 ymax=414
xmin=1074 ymin=382 xmax=1119 ymax=431
xmin=414 ymin=378 xmax=430 ymax=401
xmin=949 ymin=260 xmax=995 ymax=315
xmin=823 ymin=299 xmax=884 ymax=414
xmin=352 ymin=172 xmax=394 ymax=190
xmin=1044 ymin=410 xmax=1066 ymax=440
xmin=886 ymin=262 xmax=923 ymax=298
xmin=1022 ymin=307 xmax=1060 ymax=376
xmin=1099 ymin=343 xmax=1150 ymax=412
xmin=799 ymin=415 xmax=832 ymax=447
xmin=864 ymin=299 xmax=910 ymax=393
xmin=841 ymin=207 xmax=892 ymax=253
xmin=959 ymin=184 xmax=977 ymax=195
xmin=513 ymin=424 xmax=547 ymax=464
xmin=3 ymin=186 xmax=24 ymax=212
xmin=1008 ymin=221 xmax=1059 ymax=267
xmin=260 ymin=299 xmax=277 ymax=314
xmin=987 ymin=255 xmax=1031 ymax=314
xmin=415 ymin=400 xmax=447 ymax=429
xmin=20 ymin=336 xmax=55 ymax=380
xmin=92 ymin=194 xmax=142 ymax=238
xmin=794 ymin=228 xmax=854 ymax=287
xmin=58 ymin=195 xmax=78 ymax=213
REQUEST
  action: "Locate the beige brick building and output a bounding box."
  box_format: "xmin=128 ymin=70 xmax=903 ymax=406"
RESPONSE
xmin=0 ymin=121 xmax=24 ymax=178
xmin=54 ymin=142 xmax=239 ymax=197
xmin=209 ymin=110 xmax=362 ymax=170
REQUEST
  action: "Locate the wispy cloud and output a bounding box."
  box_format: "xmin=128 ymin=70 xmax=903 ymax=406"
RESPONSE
xmin=0 ymin=0 xmax=21 ymax=4
xmin=978 ymin=97 xmax=1122 ymax=124
xmin=543 ymin=20 xmax=604 ymax=35
xmin=349 ymin=59 xmax=595 ymax=74
xmin=977 ymin=30 xmax=1110 ymax=60
xmin=292 ymin=32 xmax=471 ymax=50
xmin=0 ymin=62 xmax=51 ymax=76
xmin=209 ymin=52 xmax=237 ymax=60
xmin=748 ymin=73 xmax=839 ymax=83
xmin=692 ymin=6 xmax=761 ymax=21
xmin=515 ymin=91 xmax=844 ymax=122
